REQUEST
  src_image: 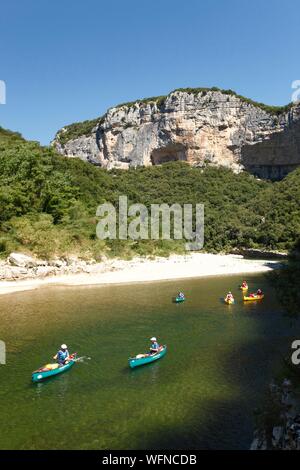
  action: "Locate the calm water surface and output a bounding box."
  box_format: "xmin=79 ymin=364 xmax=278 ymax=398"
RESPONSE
xmin=0 ymin=273 xmax=297 ymax=449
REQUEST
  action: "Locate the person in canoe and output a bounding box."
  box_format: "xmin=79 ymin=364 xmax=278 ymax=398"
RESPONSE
xmin=241 ymin=281 xmax=248 ymax=289
xmin=225 ymin=291 xmax=234 ymax=302
xmin=53 ymin=344 xmax=70 ymax=366
xmin=256 ymin=288 xmax=263 ymax=296
xmin=178 ymin=292 xmax=185 ymax=299
xmin=149 ymin=337 xmax=161 ymax=355
xmin=135 ymin=337 xmax=162 ymax=359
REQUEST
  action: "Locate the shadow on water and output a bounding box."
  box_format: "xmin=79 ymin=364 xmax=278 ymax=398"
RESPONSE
xmin=120 ymin=289 xmax=298 ymax=449
xmin=128 ymin=334 xmax=288 ymax=450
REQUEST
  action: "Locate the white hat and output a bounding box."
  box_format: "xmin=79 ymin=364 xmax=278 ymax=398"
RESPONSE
xmin=61 ymin=344 xmax=68 ymax=350
xmin=150 ymin=337 xmax=157 ymax=342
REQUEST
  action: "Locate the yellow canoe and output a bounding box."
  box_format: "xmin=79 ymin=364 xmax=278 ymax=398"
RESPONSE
xmin=243 ymin=294 xmax=264 ymax=301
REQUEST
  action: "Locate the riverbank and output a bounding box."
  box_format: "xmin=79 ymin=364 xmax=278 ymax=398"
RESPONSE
xmin=0 ymin=252 xmax=282 ymax=296
xmin=251 ymin=379 xmax=300 ymax=450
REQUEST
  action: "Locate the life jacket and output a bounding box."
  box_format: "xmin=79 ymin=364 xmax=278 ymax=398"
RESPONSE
xmin=57 ymin=350 xmax=68 ymax=362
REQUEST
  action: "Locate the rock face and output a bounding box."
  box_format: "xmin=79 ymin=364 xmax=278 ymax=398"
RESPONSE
xmin=53 ymin=90 xmax=300 ymax=179
xmin=251 ymin=379 xmax=300 ymax=450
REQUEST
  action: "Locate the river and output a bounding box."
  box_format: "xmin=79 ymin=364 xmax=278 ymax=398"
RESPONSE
xmin=0 ymin=273 xmax=297 ymax=449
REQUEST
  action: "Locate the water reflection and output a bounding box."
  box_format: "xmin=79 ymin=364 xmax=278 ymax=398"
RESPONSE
xmin=34 ymin=374 xmax=71 ymax=401
xmin=129 ymin=360 xmax=163 ymax=383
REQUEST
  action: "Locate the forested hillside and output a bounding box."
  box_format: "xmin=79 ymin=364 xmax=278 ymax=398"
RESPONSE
xmin=0 ymin=126 xmax=299 ymax=260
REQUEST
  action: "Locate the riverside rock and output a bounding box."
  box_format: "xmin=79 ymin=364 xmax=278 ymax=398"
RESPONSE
xmin=8 ymin=252 xmax=37 ymax=268
xmin=251 ymin=379 xmax=300 ymax=450
xmin=35 ymin=266 xmax=55 ymax=277
xmin=0 ymin=256 xmax=97 ymax=281
xmin=272 ymin=426 xmax=283 ymax=448
xmin=53 ymin=89 xmax=300 ymax=180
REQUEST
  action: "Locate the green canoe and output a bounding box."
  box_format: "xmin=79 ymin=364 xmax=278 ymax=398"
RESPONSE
xmin=129 ymin=345 xmax=167 ymax=368
xmin=32 ymin=356 xmax=76 ymax=383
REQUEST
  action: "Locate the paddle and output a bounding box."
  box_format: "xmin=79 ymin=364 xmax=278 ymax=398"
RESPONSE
xmin=71 ymin=355 xmax=91 ymax=363
xmin=60 ymin=352 xmax=91 ymax=362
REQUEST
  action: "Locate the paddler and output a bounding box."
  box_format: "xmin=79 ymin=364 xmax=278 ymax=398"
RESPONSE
xmin=53 ymin=344 xmax=70 ymax=365
xmin=241 ymin=280 xmax=248 ymax=288
xmin=225 ymin=291 xmax=234 ymax=302
xmin=149 ymin=337 xmax=160 ymax=354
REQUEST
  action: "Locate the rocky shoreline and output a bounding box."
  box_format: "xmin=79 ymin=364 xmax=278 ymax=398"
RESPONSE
xmin=251 ymin=379 xmax=300 ymax=450
xmin=0 ymin=252 xmax=136 ymax=281
xmin=231 ymin=248 xmax=288 ymax=260
xmin=0 ymin=252 xmax=99 ymax=280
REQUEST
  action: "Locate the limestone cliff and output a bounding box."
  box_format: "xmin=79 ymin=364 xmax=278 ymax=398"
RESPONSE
xmin=52 ymin=89 xmax=300 ymax=179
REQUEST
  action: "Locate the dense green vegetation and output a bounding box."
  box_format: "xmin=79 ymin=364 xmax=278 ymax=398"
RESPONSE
xmin=0 ymin=126 xmax=300 ymax=261
xmin=0 ymin=126 xmax=25 ymax=148
xmin=56 ymin=88 xmax=293 ymax=144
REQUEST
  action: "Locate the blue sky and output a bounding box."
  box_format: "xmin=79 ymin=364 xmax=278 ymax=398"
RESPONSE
xmin=0 ymin=0 xmax=299 ymax=144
